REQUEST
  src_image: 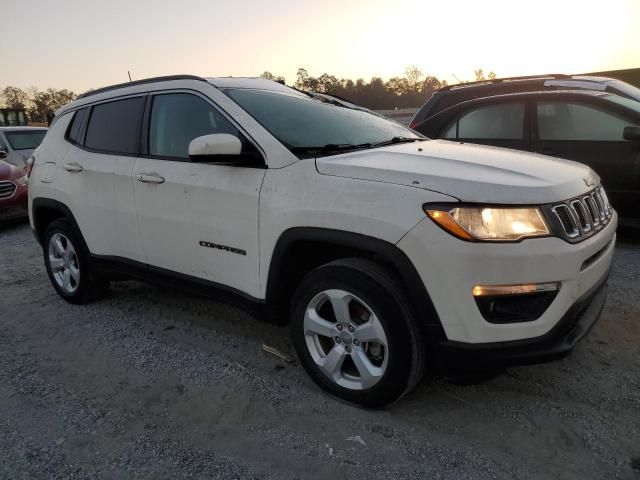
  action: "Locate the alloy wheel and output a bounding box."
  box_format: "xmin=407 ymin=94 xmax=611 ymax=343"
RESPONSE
xmin=48 ymin=232 xmax=81 ymax=294
xmin=304 ymin=289 xmax=389 ymax=390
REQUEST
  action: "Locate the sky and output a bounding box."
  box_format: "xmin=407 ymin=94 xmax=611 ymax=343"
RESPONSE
xmin=2 ymin=0 xmax=639 ymax=93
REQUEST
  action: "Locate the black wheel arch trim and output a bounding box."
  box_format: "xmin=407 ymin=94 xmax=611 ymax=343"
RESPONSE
xmin=265 ymin=227 xmax=447 ymax=342
xmin=31 ymin=198 xmax=89 ymax=251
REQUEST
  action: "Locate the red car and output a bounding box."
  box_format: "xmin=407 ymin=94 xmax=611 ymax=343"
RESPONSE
xmin=0 ymin=159 xmax=28 ymax=221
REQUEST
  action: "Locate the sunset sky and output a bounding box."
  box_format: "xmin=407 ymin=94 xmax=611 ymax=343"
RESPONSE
xmin=2 ymin=0 xmax=639 ymax=93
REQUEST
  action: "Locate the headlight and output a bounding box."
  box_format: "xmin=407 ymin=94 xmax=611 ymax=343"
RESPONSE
xmin=16 ymin=175 xmax=29 ymax=187
xmin=425 ymin=206 xmax=550 ymax=241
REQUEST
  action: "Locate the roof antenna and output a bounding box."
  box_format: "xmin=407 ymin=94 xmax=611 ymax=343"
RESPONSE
xmin=128 ymin=71 xmax=133 ymax=82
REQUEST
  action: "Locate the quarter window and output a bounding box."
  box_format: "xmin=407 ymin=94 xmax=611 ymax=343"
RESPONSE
xmin=537 ymin=102 xmax=631 ymax=141
xmin=67 ymin=108 xmax=87 ymax=144
xmin=84 ymin=97 xmax=145 ymax=154
xmin=149 ymin=93 xmax=240 ymax=159
xmin=444 ymin=103 xmax=525 ymax=140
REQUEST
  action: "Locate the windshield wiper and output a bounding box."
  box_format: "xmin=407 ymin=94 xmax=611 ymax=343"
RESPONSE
xmin=290 ymin=143 xmax=372 ymax=155
xmin=370 ymin=136 xmax=423 ymax=148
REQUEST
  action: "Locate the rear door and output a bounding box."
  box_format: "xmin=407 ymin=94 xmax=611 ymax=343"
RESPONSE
xmin=132 ymin=91 xmax=266 ymax=297
xmin=58 ymin=97 xmax=146 ymax=259
xmin=532 ymin=99 xmax=640 ymax=219
xmin=437 ymin=100 xmax=530 ymax=152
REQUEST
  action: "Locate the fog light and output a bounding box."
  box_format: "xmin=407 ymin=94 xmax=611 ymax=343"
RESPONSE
xmin=472 ymin=282 xmax=560 ymax=323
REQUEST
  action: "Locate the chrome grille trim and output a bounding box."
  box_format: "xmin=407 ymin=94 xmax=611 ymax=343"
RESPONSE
xmin=571 ymin=199 xmax=591 ymax=233
xmin=549 ymin=186 xmax=613 ymax=242
xmin=0 ymin=181 xmax=17 ymax=199
xmin=552 ymin=204 xmax=579 ymax=238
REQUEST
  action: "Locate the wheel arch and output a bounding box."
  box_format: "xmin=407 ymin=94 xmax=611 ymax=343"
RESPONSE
xmin=265 ymin=227 xmax=445 ymax=344
xmin=31 ymin=198 xmax=88 ymax=252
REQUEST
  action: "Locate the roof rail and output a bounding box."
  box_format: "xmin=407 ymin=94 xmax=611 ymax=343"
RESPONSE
xmin=77 ymin=75 xmax=208 ymax=99
xmin=438 ymin=74 xmax=572 ymax=91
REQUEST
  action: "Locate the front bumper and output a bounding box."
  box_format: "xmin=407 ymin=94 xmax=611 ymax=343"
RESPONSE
xmin=0 ymin=183 xmax=28 ymax=221
xmin=397 ymin=210 xmax=616 ymax=344
xmin=436 ymin=268 xmax=608 ymax=371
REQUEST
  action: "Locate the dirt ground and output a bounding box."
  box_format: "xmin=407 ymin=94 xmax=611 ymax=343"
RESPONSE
xmin=1 ymin=221 xmax=638 ymax=479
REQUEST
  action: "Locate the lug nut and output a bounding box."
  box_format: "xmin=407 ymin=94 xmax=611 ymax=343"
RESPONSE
xmin=336 ymin=324 xmax=343 ymax=331
xmin=353 ymin=339 xmax=360 ymax=347
xmin=345 ymin=346 xmax=352 ymax=353
xmin=334 ymin=336 xmax=341 ymax=343
xmin=348 ymin=325 xmax=355 ymax=333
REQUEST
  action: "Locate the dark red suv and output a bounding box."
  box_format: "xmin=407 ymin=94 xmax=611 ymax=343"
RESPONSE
xmin=0 ymin=159 xmax=28 ymax=221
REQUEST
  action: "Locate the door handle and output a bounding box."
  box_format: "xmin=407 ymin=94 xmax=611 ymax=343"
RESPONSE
xmin=136 ymin=172 xmax=165 ymax=184
xmin=63 ymin=162 xmax=84 ymax=173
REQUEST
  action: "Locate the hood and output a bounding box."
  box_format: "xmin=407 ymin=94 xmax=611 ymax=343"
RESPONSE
xmin=0 ymin=160 xmax=24 ymax=181
xmin=315 ymin=140 xmax=597 ymax=204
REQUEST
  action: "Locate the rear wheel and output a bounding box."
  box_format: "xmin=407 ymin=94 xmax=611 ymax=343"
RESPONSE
xmin=290 ymin=258 xmax=425 ymax=408
xmin=43 ymin=219 xmax=108 ymax=304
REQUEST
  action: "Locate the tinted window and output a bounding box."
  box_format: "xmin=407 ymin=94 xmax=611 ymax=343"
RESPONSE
xmin=67 ymin=108 xmax=87 ymax=144
xmin=537 ymin=102 xmax=632 ymax=141
xmin=85 ymin=97 xmax=145 ymax=154
xmin=149 ymin=93 xmax=240 ymax=159
xmin=4 ymin=131 xmax=47 ymax=150
xmin=447 ymin=103 xmax=524 ymax=139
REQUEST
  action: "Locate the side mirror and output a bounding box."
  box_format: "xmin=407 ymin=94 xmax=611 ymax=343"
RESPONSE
xmin=0 ymin=150 xmax=7 ymax=160
xmin=189 ymin=134 xmax=242 ymax=161
xmin=623 ymin=126 xmax=640 ymax=141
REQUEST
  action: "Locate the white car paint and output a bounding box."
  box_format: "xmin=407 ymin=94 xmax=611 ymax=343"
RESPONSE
xmin=30 ymin=76 xmax=616 ymax=348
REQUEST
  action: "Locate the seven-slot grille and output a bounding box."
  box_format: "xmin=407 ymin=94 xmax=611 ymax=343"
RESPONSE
xmin=550 ymin=186 xmax=612 ymax=241
xmin=0 ymin=181 xmax=17 ymax=199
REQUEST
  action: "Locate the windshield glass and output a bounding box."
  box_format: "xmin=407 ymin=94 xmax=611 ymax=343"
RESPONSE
xmin=224 ymin=88 xmax=422 ymax=157
xmin=4 ymin=130 xmax=47 ymax=150
xmin=603 ymin=93 xmax=640 ymax=113
xmin=607 ymin=79 xmax=640 ymax=102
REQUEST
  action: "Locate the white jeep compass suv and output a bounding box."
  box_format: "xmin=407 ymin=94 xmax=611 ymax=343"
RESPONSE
xmin=28 ymin=76 xmax=616 ymax=407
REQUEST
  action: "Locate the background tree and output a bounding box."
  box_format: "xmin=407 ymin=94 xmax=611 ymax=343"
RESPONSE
xmin=29 ymin=88 xmax=76 ymax=124
xmin=404 ymin=65 xmax=424 ymax=92
xmin=474 ymin=68 xmax=486 ymax=81
xmin=1 ymin=86 xmax=28 ymax=109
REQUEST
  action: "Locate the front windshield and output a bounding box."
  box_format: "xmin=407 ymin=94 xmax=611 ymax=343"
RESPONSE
xmin=607 ymin=79 xmax=640 ymax=102
xmin=225 ymin=88 xmax=422 ymax=157
xmin=4 ymin=130 xmax=47 ymax=150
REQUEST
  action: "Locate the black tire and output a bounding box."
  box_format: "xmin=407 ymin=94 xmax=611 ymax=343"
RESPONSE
xmin=43 ymin=219 xmax=108 ymax=304
xmin=290 ymin=258 xmax=426 ymax=408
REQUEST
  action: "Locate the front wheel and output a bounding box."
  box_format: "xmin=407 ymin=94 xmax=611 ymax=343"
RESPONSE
xmin=290 ymin=258 xmax=426 ymax=408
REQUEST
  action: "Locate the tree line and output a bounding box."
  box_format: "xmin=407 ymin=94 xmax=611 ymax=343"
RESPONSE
xmin=0 ymin=66 xmax=495 ymax=124
xmin=0 ymin=86 xmax=75 ymax=124
xmin=263 ymin=66 xmax=496 ymax=109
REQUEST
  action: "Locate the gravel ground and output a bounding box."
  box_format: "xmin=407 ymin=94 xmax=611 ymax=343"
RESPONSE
xmin=0 ymin=221 xmax=638 ymax=479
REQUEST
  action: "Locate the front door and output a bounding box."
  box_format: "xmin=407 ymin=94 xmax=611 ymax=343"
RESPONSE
xmin=532 ymin=100 xmax=640 ymax=220
xmin=132 ymin=91 xmax=266 ymax=297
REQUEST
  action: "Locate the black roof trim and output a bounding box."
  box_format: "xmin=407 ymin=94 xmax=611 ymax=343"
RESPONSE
xmin=438 ymin=74 xmax=572 ymax=92
xmin=77 ymin=75 xmax=208 ymax=99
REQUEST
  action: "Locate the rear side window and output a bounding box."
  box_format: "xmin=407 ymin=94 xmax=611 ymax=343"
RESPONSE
xmin=85 ymin=97 xmax=145 ymax=154
xmin=66 ymin=108 xmax=87 ymax=144
xmin=537 ymin=102 xmax=631 ymax=141
xmin=444 ymin=102 xmax=525 ymax=140
xmin=149 ymin=93 xmax=241 ymax=159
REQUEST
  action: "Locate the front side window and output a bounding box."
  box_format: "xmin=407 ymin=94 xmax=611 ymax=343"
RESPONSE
xmin=149 ymin=93 xmax=241 ymax=159
xmin=4 ymin=130 xmax=47 ymax=150
xmin=224 ymin=88 xmax=419 ymax=157
xmin=444 ymin=102 xmax=525 ymax=140
xmin=85 ymin=97 xmax=145 ymax=154
xmin=537 ymin=102 xmax=631 ymax=141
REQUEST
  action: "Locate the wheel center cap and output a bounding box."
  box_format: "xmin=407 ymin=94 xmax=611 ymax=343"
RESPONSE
xmin=340 ymin=331 xmax=353 ymax=345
